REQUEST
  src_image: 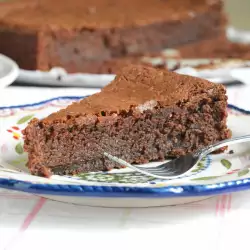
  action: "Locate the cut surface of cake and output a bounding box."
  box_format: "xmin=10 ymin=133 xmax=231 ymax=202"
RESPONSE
xmin=23 ymin=66 xmax=231 ymax=177
xmin=0 ymin=0 xmax=226 ymax=73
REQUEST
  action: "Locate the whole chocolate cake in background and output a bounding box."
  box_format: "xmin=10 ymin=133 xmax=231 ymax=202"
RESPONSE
xmin=23 ymin=65 xmax=231 ymax=177
xmin=0 ymin=0 xmax=239 ymax=74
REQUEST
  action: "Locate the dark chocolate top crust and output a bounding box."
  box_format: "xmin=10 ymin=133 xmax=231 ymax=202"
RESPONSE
xmin=0 ymin=0 xmax=223 ymax=30
xmin=45 ymin=65 xmax=225 ymax=121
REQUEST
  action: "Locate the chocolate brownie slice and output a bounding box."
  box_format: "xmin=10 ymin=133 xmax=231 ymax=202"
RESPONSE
xmin=0 ymin=0 xmax=226 ymax=73
xmin=23 ymin=66 xmax=231 ymax=177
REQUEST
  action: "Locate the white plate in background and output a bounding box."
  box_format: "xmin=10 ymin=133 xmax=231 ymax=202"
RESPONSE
xmin=18 ymin=67 xmax=115 ymax=88
xmin=230 ymin=68 xmax=250 ymax=85
xmin=0 ymin=54 xmax=19 ymax=89
xmin=17 ymin=59 xmax=250 ymax=88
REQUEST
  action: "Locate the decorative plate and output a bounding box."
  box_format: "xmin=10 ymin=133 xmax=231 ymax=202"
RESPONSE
xmin=0 ymin=97 xmax=250 ymax=207
xmin=0 ymin=54 xmax=19 ymax=89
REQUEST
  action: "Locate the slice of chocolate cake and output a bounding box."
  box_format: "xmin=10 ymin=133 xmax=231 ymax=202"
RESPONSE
xmin=23 ymin=66 xmax=231 ymax=177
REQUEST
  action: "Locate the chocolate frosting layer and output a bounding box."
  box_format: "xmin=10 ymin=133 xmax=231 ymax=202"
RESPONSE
xmin=45 ymin=65 xmax=225 ymax=121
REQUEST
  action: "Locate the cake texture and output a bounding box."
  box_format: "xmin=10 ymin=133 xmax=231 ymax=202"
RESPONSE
xmin=0 ymin=0 xmax=226 ymax=73
xmin=23 ymin=65 xmax=231 ymax=177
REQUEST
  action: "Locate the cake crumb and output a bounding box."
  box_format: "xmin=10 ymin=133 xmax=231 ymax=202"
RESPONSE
xmin=88 ymin=6 xmax=96 ymax=14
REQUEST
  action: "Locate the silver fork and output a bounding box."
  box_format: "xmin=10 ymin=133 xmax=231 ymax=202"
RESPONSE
xmin=104 ymin=135 xmax=250 ymax=179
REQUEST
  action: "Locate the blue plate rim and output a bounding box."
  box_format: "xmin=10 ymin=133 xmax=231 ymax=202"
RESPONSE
xmin=0 ymin=96 xmax=250 ymax=198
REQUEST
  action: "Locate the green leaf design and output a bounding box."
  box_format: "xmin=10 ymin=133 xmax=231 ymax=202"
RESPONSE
xmin=77 ymin=172 xmax=155 ymax=184
xmin=238 ymin=169 xmax=250 ymax=177
xmin=191 ymin=162 xmax=204 ymax=172
xmin=17 ymin=115 xmax=34 ymax=125
xmin=191 ymin=176 xmax=218 ymax=181
xmin=11 ymin=158 xmax=27 ymax=165
xmin=15 ymin=142 xmax=23 ymax=155
xmin=191 ymin=157 xmax=206 ymax=172
xmin=221 ymin=159 xmax=232 ymax=169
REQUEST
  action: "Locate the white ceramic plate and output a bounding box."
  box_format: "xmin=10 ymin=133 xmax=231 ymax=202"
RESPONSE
xmin=0 ymin=97 xmax=250 ymax=207
xmin=17 ymin=59 xmax=250 ymax=88
xmin=0 ymin=54 xmax=19 ymax=88
xmin=231 ymin=68 xmax=250 ymax=85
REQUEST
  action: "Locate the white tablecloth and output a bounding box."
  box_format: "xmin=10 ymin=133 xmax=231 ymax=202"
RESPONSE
xmin=0 ymin=85 xmax=250 ymax=250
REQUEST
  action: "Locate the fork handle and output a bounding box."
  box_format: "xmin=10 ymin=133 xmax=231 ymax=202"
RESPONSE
xmin=199 ymin=134 xmax=250 ymax=159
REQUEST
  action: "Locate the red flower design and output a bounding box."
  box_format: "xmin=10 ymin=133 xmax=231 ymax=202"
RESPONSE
xmin=227 ymin=169 xmax=241 ymax=175
xmin=7 ymin=126 xmax=22 ymax=140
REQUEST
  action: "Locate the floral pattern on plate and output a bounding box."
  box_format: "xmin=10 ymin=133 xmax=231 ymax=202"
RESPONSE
xmin=0 ymin=97 xmax=250 ymax=190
